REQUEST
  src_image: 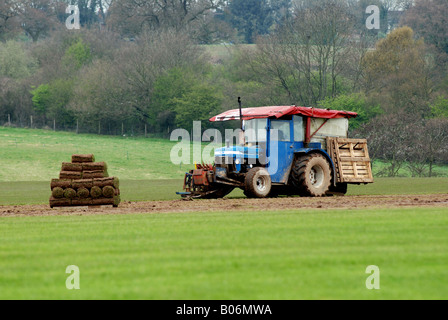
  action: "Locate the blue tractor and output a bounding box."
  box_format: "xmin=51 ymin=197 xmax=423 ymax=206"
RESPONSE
xmin=180 ymin=102 xmax=373 ymax=199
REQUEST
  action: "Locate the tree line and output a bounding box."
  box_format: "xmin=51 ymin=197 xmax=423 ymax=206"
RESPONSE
xmin=0 ymin=0 xmax=447 ymax=176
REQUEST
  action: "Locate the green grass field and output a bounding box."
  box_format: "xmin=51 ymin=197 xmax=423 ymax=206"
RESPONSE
xmin=1 ymin=126 xmax=448 ymax=300
xmin=0 ymin=208 xmax=447 ymax=299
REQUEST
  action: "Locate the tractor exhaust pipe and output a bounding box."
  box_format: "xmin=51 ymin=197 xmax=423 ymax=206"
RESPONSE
xmin=238 ymin=97 xmax=245 ymax=145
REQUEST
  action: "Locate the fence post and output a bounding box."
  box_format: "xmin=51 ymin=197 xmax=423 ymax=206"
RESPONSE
xmin=145 ymin=124 xmax=147 ymax=138
xmin=30 ymin=115 xmax=33 ymax=128
xmin=76 ymin=119 xmax=79 ymax=134
xmin=53 ymin=119 xmax=56 ymax=131
xmin=8 ymin=114 xmax=11 ymax=126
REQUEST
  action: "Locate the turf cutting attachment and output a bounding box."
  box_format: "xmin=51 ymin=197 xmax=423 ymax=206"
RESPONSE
xmin=177 ymin=163 xmax=234 ymax=200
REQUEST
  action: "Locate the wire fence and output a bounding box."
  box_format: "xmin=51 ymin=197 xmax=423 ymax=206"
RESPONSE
xmin=1 ymin=114 xmax=173 ymax=139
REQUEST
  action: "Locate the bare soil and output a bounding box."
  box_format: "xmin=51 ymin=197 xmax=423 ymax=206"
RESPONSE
xmin=1 ymin=194 xmax=448 ymax=217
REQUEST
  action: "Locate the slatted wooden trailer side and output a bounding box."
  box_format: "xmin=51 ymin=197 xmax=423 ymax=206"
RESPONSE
xmin=326 ymin=137 xmax=374 ymax=184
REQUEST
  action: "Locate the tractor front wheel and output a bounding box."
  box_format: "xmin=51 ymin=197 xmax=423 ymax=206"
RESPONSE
xmin=244 ymin=167 xmax=272 ymax=198
xmin=291 ymin=153 xmax=331 ymax=197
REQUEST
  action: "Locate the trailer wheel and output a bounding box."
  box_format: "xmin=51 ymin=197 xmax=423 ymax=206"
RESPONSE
xmin=291 ymin=153 xmax=331 ymax=197
xmin=244 ymin=167 xmax=271 ymax=198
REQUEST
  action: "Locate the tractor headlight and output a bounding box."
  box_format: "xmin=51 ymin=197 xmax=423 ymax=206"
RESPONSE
xmin=235 ymin=159 xmax=241 ymax=165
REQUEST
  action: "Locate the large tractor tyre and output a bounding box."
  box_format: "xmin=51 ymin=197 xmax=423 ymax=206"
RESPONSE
xmin=244 ymin=167 xmax=272 ymax=198
xmin=290 ymin=154 xmax=331 ymax=197
xmin=326 ymin=182 xmax=348 ymax=196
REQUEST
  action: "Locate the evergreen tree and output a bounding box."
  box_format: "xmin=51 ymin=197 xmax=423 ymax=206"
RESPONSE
xmin=226 ymin=0 xmax=273 ymax=43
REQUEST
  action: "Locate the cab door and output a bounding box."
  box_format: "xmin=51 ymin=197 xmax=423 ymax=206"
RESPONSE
xmin=267 ymin=119 xmax=294 ymax=183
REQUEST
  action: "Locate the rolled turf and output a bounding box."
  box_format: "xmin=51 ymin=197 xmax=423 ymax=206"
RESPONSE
xmin=102 ymin=186 xmax=115 ymax=198
xmin=83 ymin=171 xmax=107 ymax=179
xmin=91 ymin=196 xmax=120 ymax=207
xmin=49 ymin=197 xmax=71 ymax=207
xmin=77 ymin=187 xmax=90 ymax=199
xmin=71 ymin=199 xmax=93 ymax=206
xmin=60 ymin=171 xmax=82 ymax=179
xmin=64 ymin=188 xmax=77 ymax=199
xmin=61 ymin=162 xmax=83 ymax=172
xmin=72 ymin=154 xmax=95 ymax=163
xmin=72 ymin=179 xmax=93 ymax=189
xmin=82 ymin=162 xmax=107 ymax=171
xmin=90 ymin=186 xmax=102 ymax=199
xmin=50 ymin=155 xmax=120 ymax=208
xmin=51 ymin=187 xmax=64 ymax=199
xmin=93 ymin=177 xmax=119 ymax=189
xmin=51 ymin=179 xmax=71 ymax=189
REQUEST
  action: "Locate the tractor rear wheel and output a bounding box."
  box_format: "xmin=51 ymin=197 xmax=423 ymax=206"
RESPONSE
xmin=244 ymin=167 xmax=272 ymax=198
xmin=290 ymin=153 xmax=331 ymax=197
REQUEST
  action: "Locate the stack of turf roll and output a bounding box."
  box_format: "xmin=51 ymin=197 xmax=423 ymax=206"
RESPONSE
xmin=49 ymin=154 xmax=120 ymax=208
xmin=59 ymin=154 xmax=108 ymax=179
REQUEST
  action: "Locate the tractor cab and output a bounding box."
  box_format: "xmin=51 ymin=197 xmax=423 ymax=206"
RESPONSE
xmin=179 ymin=105 xmax=373 ymax=199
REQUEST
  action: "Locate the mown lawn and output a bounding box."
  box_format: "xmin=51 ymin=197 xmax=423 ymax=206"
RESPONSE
xmin=0 ymin=207 xmax=447 ymax=300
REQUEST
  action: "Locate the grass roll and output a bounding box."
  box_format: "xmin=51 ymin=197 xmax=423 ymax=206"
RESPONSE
xmin=64 ymin=188 xmax=77 ymax=199
xmin=72 ymin=154 xmax=95 ymax=163
xmin=90 ymin=186 xmax=102 ymax=199
xmin=51 ymin=187 xmax=64 ymax=199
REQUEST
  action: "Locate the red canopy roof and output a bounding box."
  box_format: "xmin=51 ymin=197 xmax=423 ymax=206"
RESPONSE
xmin=209 ymin=106 xmax=357 ymax=122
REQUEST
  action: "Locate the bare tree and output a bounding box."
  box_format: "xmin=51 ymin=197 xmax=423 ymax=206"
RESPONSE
xmin=71 ymin=30 xmax=204 ymax=132
xmin=19 ymin=0 xmax=58 ymax=42
xmin=357 ymin=112 xmax=415 ymax=177
xmin=0 ymin=0 xmax=20 ymax=41
xmin=108 ymin=0 xmax=223 ymax=36
xmin=401 ymin=0 xmax=448 ymax=57
xmin=253 ymin=0 xmax=358 ymax=106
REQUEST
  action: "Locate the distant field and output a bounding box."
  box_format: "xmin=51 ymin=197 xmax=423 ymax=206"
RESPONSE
xmin=0 ymin=207 xmax=447 ymax=299
xmin=1 ymin=126 xmax=447 ymax=182
xmin=0 ymin=126 xmax=212 ymax=181
xmin=203 ymin=44 xmax=256 ymax=63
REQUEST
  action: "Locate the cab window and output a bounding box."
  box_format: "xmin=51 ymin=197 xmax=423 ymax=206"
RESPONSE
xmin=270 ymin=120 xmax=291 ymax=142
xmin=293 ymin=116 xmax=304 ymax=142
xmin=244 ymin=119 xmax=267 ymax=143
